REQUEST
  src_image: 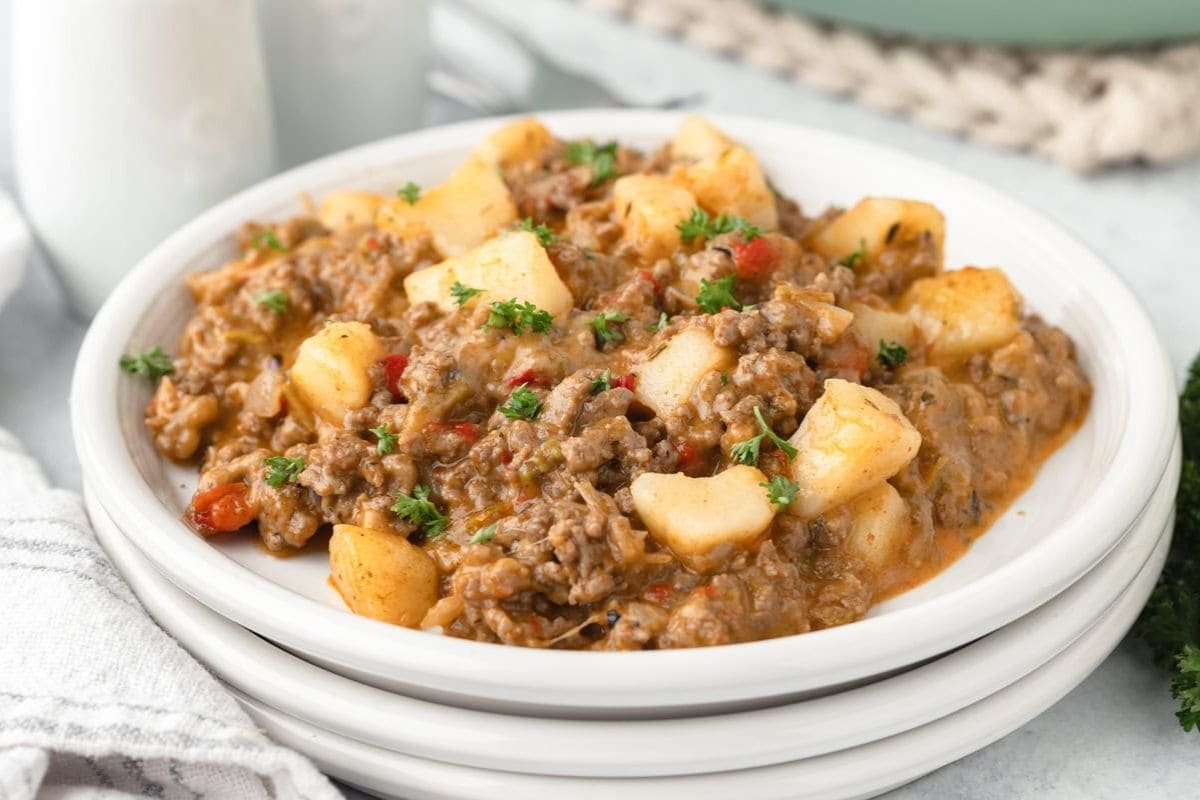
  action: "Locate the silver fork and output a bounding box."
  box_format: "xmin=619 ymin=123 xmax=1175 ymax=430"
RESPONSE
xmin=430 ymin=0 xmax=703 ymax=115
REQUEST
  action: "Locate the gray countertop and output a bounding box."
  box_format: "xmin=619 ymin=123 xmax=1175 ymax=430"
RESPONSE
xmin=2 ymin=0 xmax=1198 ymax=796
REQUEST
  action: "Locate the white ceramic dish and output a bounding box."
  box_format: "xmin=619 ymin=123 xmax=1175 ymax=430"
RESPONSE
xmin=84 ymin=437 xmax=1176 ymax=778
xmin=71 ymin=111 xmax=1179 ymax=717
xmin=236 ymin=528 xmax=1169 ymax=800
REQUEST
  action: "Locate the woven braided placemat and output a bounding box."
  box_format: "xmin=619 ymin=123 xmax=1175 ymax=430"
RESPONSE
xmin=581 ymin=0 xmax=1200 ymax=172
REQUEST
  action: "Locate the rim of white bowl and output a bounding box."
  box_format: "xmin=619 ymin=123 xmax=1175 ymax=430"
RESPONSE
xmin=85 ymin=434 xmax=1177 ymax=776
xmin=71 ymin=111 xmax=1179 ymax=711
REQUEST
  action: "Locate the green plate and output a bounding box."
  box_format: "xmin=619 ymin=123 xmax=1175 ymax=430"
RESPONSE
xmin=764 ymin=0 xmax=1200 ymax=46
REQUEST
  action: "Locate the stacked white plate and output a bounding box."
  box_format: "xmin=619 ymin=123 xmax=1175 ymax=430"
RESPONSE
xmin=71 ymin=112 xmax=1181 ymax=798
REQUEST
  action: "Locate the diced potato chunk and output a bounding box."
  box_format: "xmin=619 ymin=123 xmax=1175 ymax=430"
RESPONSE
xmin=329 ymin=524 xmax=439 ymax=627
xmin=317 ymin=190 xmax=385 ymax=232
xmin=670 ymin=115 xmax=735 ymax=161
xmin=613 ymin=175 xmax=698 ymax=263
xmin=900 ymin=267 xmax=1021 ymax=362
xmin=633 ymin=328 xmax=736 ymax=418
xmin=807 ymin=197 xmax=945 ymax=269
xmin=673 ymin=146 xmax=778 ymax=231
xmin=631 ymin=465 xmax=776 ymax=571
xmin=376 ymin=158 xmax=517 ymax=257
xmin=848 ymin=303 xmax=921 ymax=361
xmin=787 ymin=379 xmax=922 ymax=519
xmin=472 ymin=118 xmax=555 ymax=167
xmin=845 ymin=482 xmax=911 ymax=571
xmin=290 ymin=321 xmax=383 ymax=425
xmin=402 ymin=230 xmax=573 ymax=316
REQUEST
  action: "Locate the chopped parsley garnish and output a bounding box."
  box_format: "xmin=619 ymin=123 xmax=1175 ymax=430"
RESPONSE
xmin=254 ymin=290 xmax=289 ymax=314
xmin=483 ymin=298 xmax=554 ymax=335
xmin=731 ymin=407 xmax=798 ymax=466
xmin=720 ymin=372 xmax=730 ymax=386
xmin=499 ymin=384 xmax=542 ymax=420
xmin=391 ymin=484 xmax=448 ymax=538
xmin=761 ymin=474 xmax=800 ymax=510
xmin=878 ymin=339 xmax=908 ymax=368
xmin=451 ymin=281 xmax=484 ymax=308
xmin=651 ymin=311 xmax=668 ymax=333
xmin=251 ymin=229 xmax=285 ymax=252
xmin=589 ymin=312 xmax=629 ymax=347
xmin=119 ymin=347 xmax=174 ymax=380
xmin=518 ymin=217 xmax=560 ymax=248
xmin=842 ymin=238 xmax=867 ymax=270
xmin=565 ymin=139 xmax=619 ymax=186
xmin=370 ymin=423 xmax=398 ymax=455
xmin=468 ymin=523 xmax=497 ymax=545
xmin=676 ymin=207 xmax=759 ymax=245
xmin=1136 ymin=353 xmax=1200 ymax=730
xmin=398 ymin=181 xmax=421 ymax=205
xmin=264 ymin=455 xmax=305 ymax=487
xmin=696 ymin=275 xmax=741 ymax=314
xmin=590 ymin=369 xmax=612 ymax=395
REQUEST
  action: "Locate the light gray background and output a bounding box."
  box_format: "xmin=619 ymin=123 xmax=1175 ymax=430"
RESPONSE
xmin=1 ymin=0 xmax=1198 ymax=797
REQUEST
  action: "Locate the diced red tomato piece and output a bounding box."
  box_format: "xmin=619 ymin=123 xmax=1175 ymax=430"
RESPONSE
xmin=826 ymin=342 xmax=869 ymax=378
xmin=612 ymin=373 xmax=637 ymax=391
xmin=675 ymin=441 xmax=701 ymax=470
xmin=505 ymin=368 xmax=544 ymax=388
xmin=644 ymin=582 xmax=673 ymax=604
xmin=192 ymin=483 xmax=255 ymax=533
xmin=639 ymin=270 xmax=662 ymax=294
xmin=426 ymin=421 xmax=480 ymax=442
xmin=363 ymin=236 xmax=381 ymax=251
xmin=731 ymin=235 xmax=779 ymax=279
xmin=501 ymin=449 xmax=513 ymax=465
xmin=703 ymin=584 xmax=720 ymax=599
xmin=383 ymin=354 xmax=408 ymax=400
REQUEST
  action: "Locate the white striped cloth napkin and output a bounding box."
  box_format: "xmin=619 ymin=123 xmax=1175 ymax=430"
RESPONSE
xmin=0 ymin=429 xmax=342 ymax=800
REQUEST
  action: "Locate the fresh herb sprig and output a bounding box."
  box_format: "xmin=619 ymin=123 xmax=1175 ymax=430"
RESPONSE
xmin=264 ymin=455 xmax=305 ymax=487
xmin=842 ymin=238 xmax=867 ymax=270
xmin=565 ymin=139 xmax=619 ymax=186
xmin=451 ymin=281 xmax=484 ymax=308
xmin=251 ymin=229 xmax=285 ymax=252
xmin=590 ymin=369 xmax=612 ymax=395
xmin=483 ymin=298 xmax=554 ymax=335
xmin=1137 ymin=354 xmax=1200 ymax=731
xmin=398 ymin=181 xmax=421 ymax=205
xmin=676 ymin=207 xmax=759 ymax=245
xmin=518 ymin=217 xmax=560 ymax=248
xmin=590 ymin=312 xmax=629 ymax=347
xmin=878 ymin=340 xmax=908 ymax=368
xmin=119 ymin=347 xmax=174 ymax=380
xmin=761 ymin=474 xmax=800 ymax=510
xmin=469 ymin=523 xmax=497 ymax=545
xmin=370 ymin=423 xmax=398 ymax=455
xmin=730 ymin=407 xmax=798 ymax=466
xmin=391 ymin=484 xmax=449 ymax=539
xmin=696 ymin=275 xmax=741 ymax=314
xmin=499 ymin=384 xmax=542 ymax=421
xmin=254 ymin=290 xmax=289 ymax=314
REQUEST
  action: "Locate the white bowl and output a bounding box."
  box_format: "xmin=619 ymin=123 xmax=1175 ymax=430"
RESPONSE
xmin=71 ymin=111 xmax=1179 ymax=717
xmin=85 ymin=435 xmax=1177 ymax=777
xmin=230 ymin=532 xmax=1172 ymax=800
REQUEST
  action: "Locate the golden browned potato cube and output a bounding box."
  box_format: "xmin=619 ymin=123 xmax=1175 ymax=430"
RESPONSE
xmin=317 ymin=190 xmax=385 ymax=232
xmin=631 ymin=465 xmax=777 ymax=571
xmin=787 ymin=379 xmax=922 ymax=519
xmin=844 ymin=482 xmax=912 ymax=571
xmin=290 ymin=321 xmax=383 ymax=425
xmin=670 ymin=114 xmax=735 ymax=161
xmin=613 ymin=174 xmax=699 ymax=263
xmin=674 ymin=146 xmax=778 ymax=231
xmin=472 ymin=118 xmax=555 ymax=167
xmin=847 ymin=303 xmax=921 ymax=361
xmin=633 ymin=328 xmax=736 ymax=418
xmin=402 ymin=230 xmax=574 ymax=317
xmin=808 ymin=197 xmax=945 ymax=270
xmin=329 ymin=524 xmax=439 ymax=627
xmin=900 ymin=267 xmax=1021 ymax=362
xmin=376 ymin=158 xmax=517 ymax=257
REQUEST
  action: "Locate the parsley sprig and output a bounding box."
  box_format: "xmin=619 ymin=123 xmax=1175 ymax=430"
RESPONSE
xmin=842 ymin=238 xmax=867 ymax=270
xmin=370 ymin=423 xmax=398 ymax=455
xmin=398 ymin=181 xmax=421 ymax=205
xmin=878 ymin=340 xmax=908 ymax=368
xmin=483 ymin=298 xmax=554 ymax=335
xmin=590 ymin=369 xmax=612 ymax=395
xmin=565 ymin=139 xmax=619 ymax=186
xmin=676 ymin=207 xmax=760 ymax=245
xmin=761 ymin=474 xmax=800 ymax=510
xmin=1137 ymin=354 xmax=1200 ymax=731
xmin=590 ymin=312 xmax=629 ymax=347
xmin=119 ymin=347 xmax=174 ymax=380
xmin=251 ymin=229 xmax=285 ymax=252
xmin=651 ymin=311 xmax=669 ymax=333
xmin=518 ymin=217 xmax=560 ymax=248
xmin=451 ymin=281 xmax=484 ymax=308
xmin=391 ymin=484 xmax=449 ymax=539
xmin=264 ymin=455 xmax=305 ymax=487
xmin=499 ymin=384 xmax=542 ymax=421
xmin=731 ymin=407 xmax=798 ymax=466
xmin=468 ymin=523 xmax=497 ymax=545
xmin=254 ymin=290 xmax=289 ymax=314
xmin=696 ymin=275 xmax=741 ymax=314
